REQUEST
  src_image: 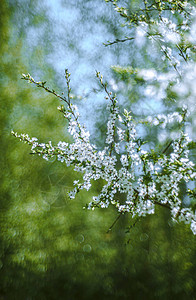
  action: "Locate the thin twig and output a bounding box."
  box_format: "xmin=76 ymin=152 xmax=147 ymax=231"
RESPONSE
xmin=153 ymin=200 xmax=171 ymax=210
xmin=103 ymin=37 xmax=134 ymax=47
xmin=126 ymin=217 xmax=140 ymax=233
xmin=106 ymin=213 xmax=122 ymax=233
xmin=161 ymin=139 xmax=173 ymax=154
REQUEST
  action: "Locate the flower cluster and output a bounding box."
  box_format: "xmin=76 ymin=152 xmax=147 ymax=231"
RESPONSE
xmin=143 ymin=109 xmax=187 ymax=128
xmin=12 ymin=71 xmax=196 ymax=234
xmin=105 ymin=0 xmax=196 ymax=75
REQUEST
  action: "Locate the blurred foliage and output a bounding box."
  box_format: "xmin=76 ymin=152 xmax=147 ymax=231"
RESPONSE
xmin=0 ymin=0 xmax=195 ymax=299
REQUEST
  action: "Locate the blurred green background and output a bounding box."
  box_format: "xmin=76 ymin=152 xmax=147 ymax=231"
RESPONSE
xmin=0 ymin=0 xmax=196 ymax=299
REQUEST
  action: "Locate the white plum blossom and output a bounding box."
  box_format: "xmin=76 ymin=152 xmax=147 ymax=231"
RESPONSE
xmin=117 ymin=127 xmax=125 ymax=141
xmin=114 ymin=143 xmax=120 ymax=154
xmin=191 ymin=221 xmax=196 ymax=235
xmin=120 ymin=155 xmax=129 ymax=167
